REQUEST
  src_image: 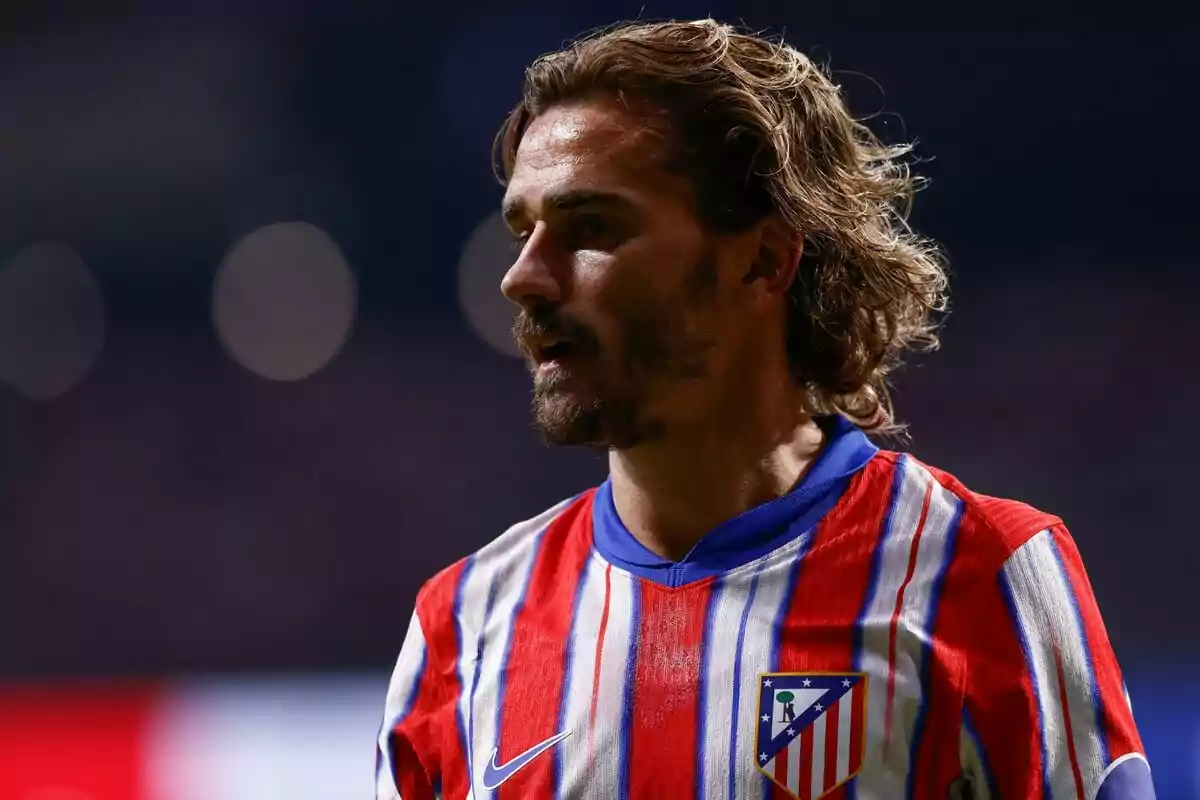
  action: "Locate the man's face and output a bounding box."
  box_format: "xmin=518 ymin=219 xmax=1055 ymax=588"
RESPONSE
xmin=501 ymin=101 xmax=758 ymax=449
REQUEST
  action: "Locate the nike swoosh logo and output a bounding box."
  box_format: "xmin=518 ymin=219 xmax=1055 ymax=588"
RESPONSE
xmin=479 ymin=729 xmax=570 ymax=790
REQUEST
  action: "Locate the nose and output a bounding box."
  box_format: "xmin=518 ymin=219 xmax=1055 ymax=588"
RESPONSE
xmin=500 ymin=224 xmax=563 ymax=310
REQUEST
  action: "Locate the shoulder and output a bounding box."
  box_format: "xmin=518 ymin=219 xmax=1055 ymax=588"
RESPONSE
xmin=872 ymin=449 xmax=1065 ymax=571
xmin=411 ymin=490 xmax=595 ymax=632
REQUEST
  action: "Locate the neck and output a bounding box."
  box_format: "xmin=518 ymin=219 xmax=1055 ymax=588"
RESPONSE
xmin=607 ymin=393 xmax=825 ymax=562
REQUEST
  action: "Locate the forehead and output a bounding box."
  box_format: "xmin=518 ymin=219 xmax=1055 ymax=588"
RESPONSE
xmin=503 ymin=103 xmax=687 ymax=215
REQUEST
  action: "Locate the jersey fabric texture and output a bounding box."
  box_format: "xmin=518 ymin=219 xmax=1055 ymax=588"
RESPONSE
xmin=377 ymin=416 xmax=1153 ymax=800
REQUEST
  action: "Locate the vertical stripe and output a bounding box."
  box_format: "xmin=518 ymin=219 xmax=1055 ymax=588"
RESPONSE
xmin=809 ymin=711 xmax=827 ymax=798
xmin=617 ymin=582 xmax=642 ymax=800
xmin=999 ymin=557 xmax=1057 ymax=798
xmin=787 ymin=736 xmax=802 ymax=796
xmin=823 ymin=697 xmax=840 ymax=792
xmin=555 ymin=557 xmax=609 ymax=798
xmin=573 ymin=561 xmax=638 ymax=800
xmin=695 ymin=580 xmax=722 ymax=800
xmin=477 ymin=532 xmax=544 ymax=800
xmin=758 ymin=529 xmax=810 ymax=800
xmin=904 ymin=496 xmax=965 ymax=797
xmin=1002 ymin=528 xmax=1115 ymax=800
xmin=453 ymin=501 xmax=569 ymax=799
xmin=700 ymin=536 xmax=808 ymax=800
xmin=768 ymin=457 xmax=894 ymax=800
xmin=1045 ymin=535 xmax=1111 ymax=768
xmin=495 ymin=497 xmax=593 ymax=800
xmin=452 ymin=556 xmax=479 ymax=797
xmin=851 ymin=456 xmax=962 ymax=797
xmin=1055 ymin=652 xmax=1087 ymax=797
xmin=884 ymin=482 xmax=933 ymax=749
xmin=837 ymin=688 xmax=853 ymax=782
xmin=798 ymin=728 xmax=813 ymax=796
xmin=727 ymin=569 xmax=762 ymax=800
xmin=625 ymin=580 xmax=712 ymax=797
xmin=377 ymin=612 xmax=427 ymax=800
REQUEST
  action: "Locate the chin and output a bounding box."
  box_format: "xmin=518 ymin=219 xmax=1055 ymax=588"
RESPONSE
xmin=531 ymin=390 xmax=657 ymax=451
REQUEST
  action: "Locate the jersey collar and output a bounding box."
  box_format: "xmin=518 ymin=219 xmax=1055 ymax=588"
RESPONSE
xmin=591 ymin=415 xmax=878 ymax=587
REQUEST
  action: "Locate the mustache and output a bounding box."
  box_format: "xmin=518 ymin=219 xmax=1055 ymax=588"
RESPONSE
xmin=511 ymin=307 xmax=599 ymax=355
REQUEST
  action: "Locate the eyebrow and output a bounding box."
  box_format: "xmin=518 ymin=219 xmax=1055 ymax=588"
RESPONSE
xmin=502 ymin=189 xmax=633 ymax=225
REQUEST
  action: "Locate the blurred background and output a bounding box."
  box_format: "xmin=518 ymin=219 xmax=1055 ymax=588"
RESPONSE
xmin=0 ymin=2 xmax=1196 ymax=798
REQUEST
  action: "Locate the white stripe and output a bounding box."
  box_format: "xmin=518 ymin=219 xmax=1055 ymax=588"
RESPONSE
xmin=1003 ymin=529 xmax=1104 ymax=800
xmin=837 ymin=687 xmax=853 ymax=782
xmin=467 ymin=542 xmax=543 ymax=798
xmin=377 ymin=612 xmax=426 ymax=800
xmin=455 ymin=500 xmax=570 ymax=799
xmin=700 ymin=536 xmax=806 ymax=800
xmin=854 ymin=457 xmax=961 ymax=795
xmin=810 ymin=710 xmax=827 ymax=797
xmin=787 ymin=737 xmax=802 ymax=794
xmin=556 ymin=556 xmax=608 ymax=798
xmin=582 ymin=565 xmax=637 ymax=800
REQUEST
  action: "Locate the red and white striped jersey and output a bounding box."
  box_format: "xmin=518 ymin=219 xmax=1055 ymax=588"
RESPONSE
xmin=377 ymin=417 xmax=1153 ymax=800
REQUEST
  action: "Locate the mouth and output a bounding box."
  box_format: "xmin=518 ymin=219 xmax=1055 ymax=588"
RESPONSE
xmin=531 ymin=338 xmax=582 ymax=366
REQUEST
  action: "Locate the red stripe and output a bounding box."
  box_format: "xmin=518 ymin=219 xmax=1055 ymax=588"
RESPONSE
xmin=823 ymin=697 xmax=841 ymax=791
xmin=798 ymin=728 xmax=814 ymax=800
xmin=1055 ymin=647 xmax=1087 ymax=798
xmin=588 ymin=562 xmax=613 ymax=768
xmin=883 ymin=480 xmax=933 ymax=751
xmin=957 ymin=516 xmax=1044 ymax=798
xmin=774 ymin=741 xmax=789 ymax=787
xmin=1051 ymin=526 xmax=1145 ymax=760
xmin=495 ymin=496 xmax=594 ymax=800
xmin=413 ymin=558 xmax=472 ymax=799
xmin=624 ymin=579 xmax=712 ymax=797
xmin=770 ymin=456 xmax=897 ymax=800
xmin=849 ymin=684 xmax=865 ymax=773
xmin=774 ymin=457 xmax=898 ymax=675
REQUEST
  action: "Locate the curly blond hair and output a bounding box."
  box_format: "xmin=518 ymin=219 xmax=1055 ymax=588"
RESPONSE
xmin=495 ymin=19 xmax=948 ymax=435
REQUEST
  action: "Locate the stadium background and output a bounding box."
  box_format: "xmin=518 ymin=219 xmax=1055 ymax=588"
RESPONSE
xmin=0 ymin=3 xmax=1196 ymax=797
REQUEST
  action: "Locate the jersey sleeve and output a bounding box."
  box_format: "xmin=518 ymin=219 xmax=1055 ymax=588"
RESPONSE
xmin=962 ymin=525 xmax=1154 ymax=799
xmin=376 ymin=610 xmax=440 ymax=800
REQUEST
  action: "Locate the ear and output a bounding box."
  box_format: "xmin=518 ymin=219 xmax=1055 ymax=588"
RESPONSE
xmin=742 ymin=216 xmax=802 ymax=297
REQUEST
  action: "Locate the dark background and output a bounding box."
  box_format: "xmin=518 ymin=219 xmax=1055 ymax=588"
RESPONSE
xmin=0 ymin=1 xmax=1196 ymax=791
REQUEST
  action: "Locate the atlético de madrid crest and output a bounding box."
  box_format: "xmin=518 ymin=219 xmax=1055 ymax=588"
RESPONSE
xmin=754 ymin=672 xmax=867 ymax=800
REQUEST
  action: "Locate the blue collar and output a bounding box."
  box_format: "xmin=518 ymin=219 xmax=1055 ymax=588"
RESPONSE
xmin=592 ymin=415 xmax=878 ymax=588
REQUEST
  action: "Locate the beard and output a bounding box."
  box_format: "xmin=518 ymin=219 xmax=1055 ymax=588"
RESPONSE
xmin=512 ymin=249 xmax=719 ymax=450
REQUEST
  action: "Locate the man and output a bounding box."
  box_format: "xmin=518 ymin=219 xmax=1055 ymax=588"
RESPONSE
xmin=377 ymin=19 xmax=1153 ymax=800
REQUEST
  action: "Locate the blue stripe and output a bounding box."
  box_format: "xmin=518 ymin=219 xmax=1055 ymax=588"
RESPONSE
xmin=1046 ymin=533 xmax=1112 ymax=765
xmin=694 ymin=578 xmax=724 ymax=800
xmin=553 ymin=557 xmax=592 ymax=800
xmin=998 ymin=566 xmax=1054 ymax=798
xmin=467 ymin=574 xmax=500 ymax=792
xmin=759 ymin=532 xmax=813 ymax=798
xmin=904 ymin=497 xmax=965 ymax=798
xmin=452 ymin=556 xmax=477 ymax=787
xmin=486 ymin=532 xmax=546 ymax=800
xmin=727 ymin=564 xmax=764 ymax=800
xmin=846 ymin=454 xmax=907 ymax=800
xmin=617 ymin=581 xmax=642 ymax=800
xmin=962 ymin=706 xmax=998 ymax=799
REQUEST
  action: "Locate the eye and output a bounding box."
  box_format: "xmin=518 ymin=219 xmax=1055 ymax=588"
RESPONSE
xmin=560 ymin=214 xmax=623 ymax=252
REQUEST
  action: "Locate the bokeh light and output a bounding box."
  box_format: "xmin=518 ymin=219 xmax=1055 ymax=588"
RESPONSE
xmin=457 ymin=211 xmax=522 ymax=359
xmin=0 ymin=242 xmax=106 ymax=400
xmin=213 ymin=222 xmax=357 ymax=382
